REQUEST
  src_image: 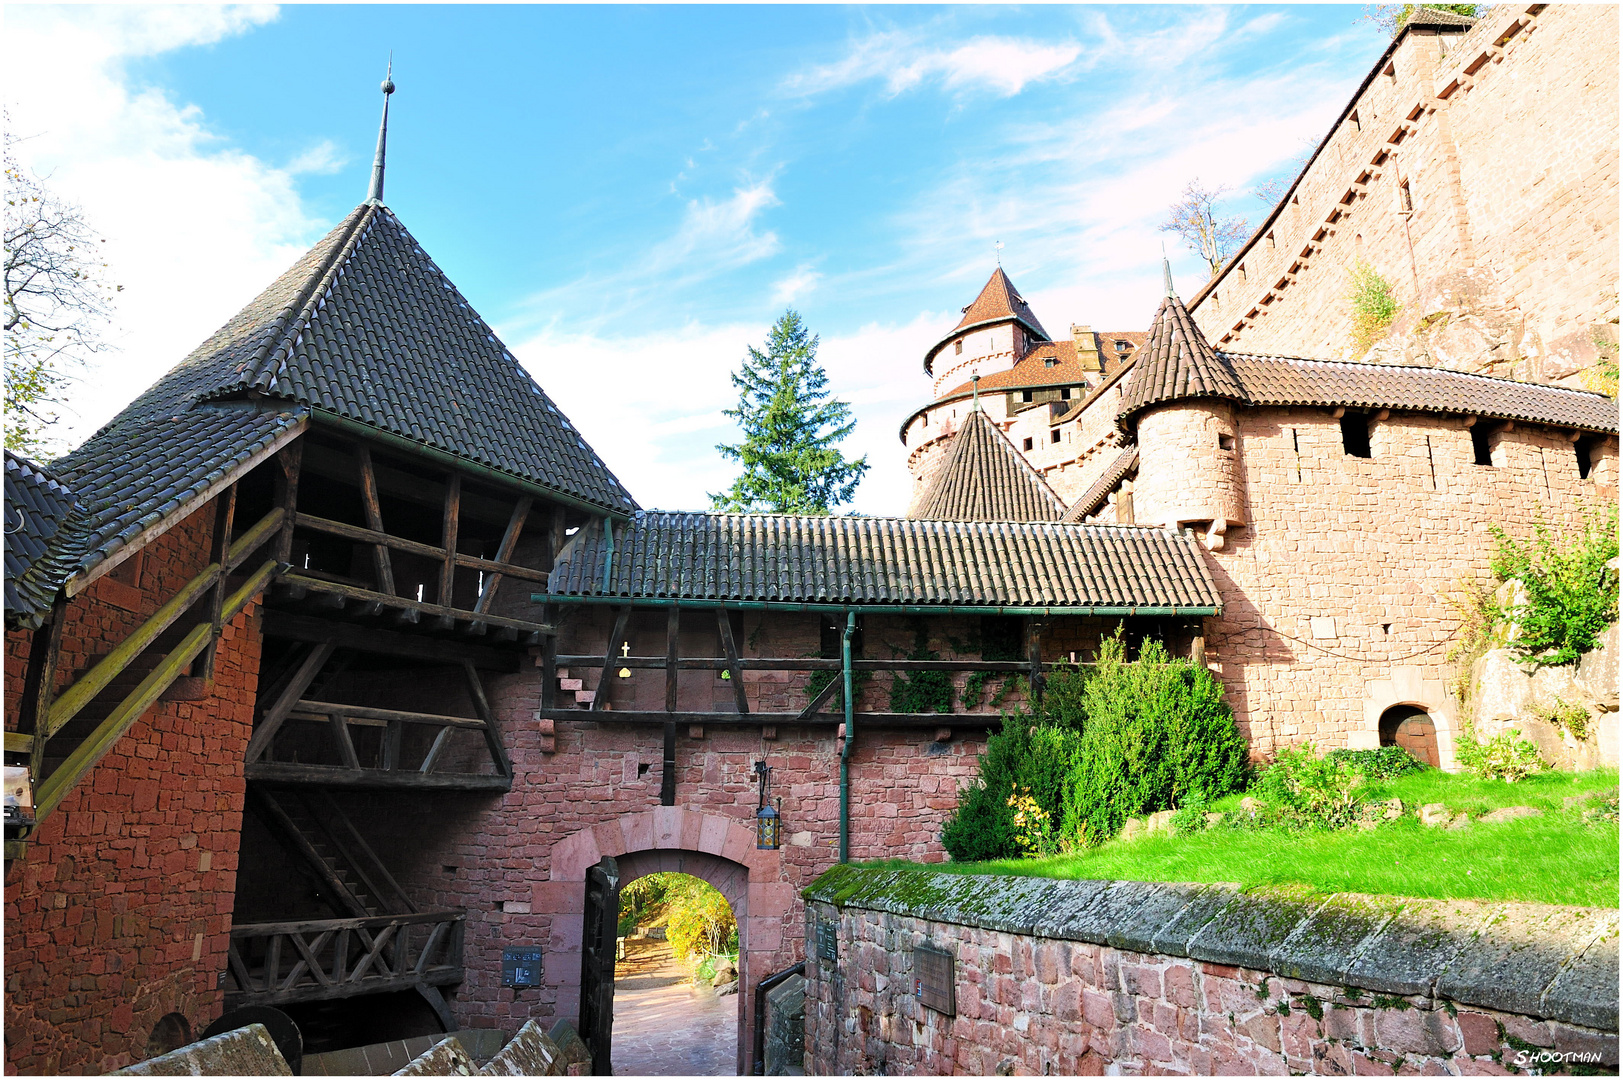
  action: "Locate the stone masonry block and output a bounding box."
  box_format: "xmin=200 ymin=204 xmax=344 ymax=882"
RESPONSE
xmin=1271 ymin=892 xmax=1400 ymax=986
xmin=591 ymin=820 xmax=626 ymax=859
xmin=549 ymin=832 xmax=600 ymax=882
xmin=720 ymin=825 xmax=754 ymax=866
xmin=698 ymin=813 xmax=729 ymax=856
xmin=652 ymin=806 xmax=684 ymax=848
xmin=1343 ymin=898 xmax=1496 ymax=996
xmin=1436 ymin=904 xmax=1612 ymax=1018
xmin=1148 ymin=883 xmax=1241 ymax=956
xmin=1186 ymin=886 xmax=1325 ymax=970
xmin=1540 ymin=914 xmax=1619 ymax=1031
xmin=620 ymin=812 xmax=654 ymax=854
xmin=533 ymin=880 xmax=583 ymax=916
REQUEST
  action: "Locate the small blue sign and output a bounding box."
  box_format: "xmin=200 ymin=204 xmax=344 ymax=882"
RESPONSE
xmin=502 ymin=947 xmax=543 ymax=987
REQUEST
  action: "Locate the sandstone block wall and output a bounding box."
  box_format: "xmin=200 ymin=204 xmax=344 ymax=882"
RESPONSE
xmin=803 ymin=865 xmax=1619 ymax=1076
xmin=4 ymin=496 xmax=262 ymax=1075
xmin=1135 ymin=402 xmax=1246 ymax=530
xmin=1190 ymin=5 xmax=1619 ymax=385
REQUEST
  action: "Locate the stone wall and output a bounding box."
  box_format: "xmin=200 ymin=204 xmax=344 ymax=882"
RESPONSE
xmin=1179 ymin=404 xmax=1616 ymax=760
xmin=802 ymin=865 xmax=1619 ymax=1076
xmin=1189 ymin=5 xmax=1619 ymax=386
xmin=3 ymin=494 xmax=262 ymax=1075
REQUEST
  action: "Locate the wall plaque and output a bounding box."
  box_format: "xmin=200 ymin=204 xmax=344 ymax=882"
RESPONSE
xmin=815 ymin=918 xmax=839 ymax=963
xmin=913 ymin=943 xmax=955 ymax=1016
xmin=502 ymin=947 xmax=542 ymax=987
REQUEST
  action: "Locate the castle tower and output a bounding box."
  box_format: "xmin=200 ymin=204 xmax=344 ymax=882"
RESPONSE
xmin=1115 ymin=266 xmax=1247 ymax=546
xmin=923 ymin=268 xmax=1051 ymax=398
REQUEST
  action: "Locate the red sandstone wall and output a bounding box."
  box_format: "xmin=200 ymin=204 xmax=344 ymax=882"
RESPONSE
xmin=1192 ymin=407 xmax=1617 ymax=761
xmin=1191 ymin=6 xmax=1619 ymax=383
xmin=3 ymin=497 xmax=262 ymax=1075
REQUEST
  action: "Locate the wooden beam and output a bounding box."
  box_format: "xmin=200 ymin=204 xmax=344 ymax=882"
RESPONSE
xmin=1026 ymin=617 xmax=1045 ymax=705
xmin=294 ymin=513 xmax=443 ymax=561
xmin=250 ymin=790 xmax=370 ymax=918
xmin=440 ymin=473 xmax=461 ymax=608
xmin=259 ymin=610 xmax=520 ymax=671
xmin=246 ymin=641 xmax=337 ymax=763
xmin=22 ymin=593 xmax=68 ymax=790
xmin=662 ymin=608 xmax=680 ymax=807
xmin=276 ymin=573 xmax=555 ymax=637
xmin=544 ymin=709 xmax=1002 ymax=730
xmin=549 ymin=505 xmax=567 ymax=567
xmin=291 ymin=701 xmax=488 ymax=729
xmin=794 ymin=673 xmax=842 ymax=722
xmin=474 ymin=495 xmax=532 ymax=615
xmin=664 ymin=608 xmax=680 ymax=712
xmin=35 ymin=622 xmax=215 ymax=820
xmin=590 ymin=608 xmax=630 ymax=713
xmin=328 ymin=713 xmax=362 ymax=769
xmin=275 ymin=440 xmax=303 ymax=566
xmin=356 ymin=446 xmax=396 ymax=597
xmin=553 ymin=656 xmax=1051 ymax=672
xmin=227 ymin=506 xmax=287 ymax=571
xmin=419 ymin=727 xmax=453 ymax=774
xmin=462 ymin=661 xmax=511 ymax=777
xmin=201 ymin=485 xmax=238 ymax=680
xmin=46 ymin=562 xmax=222 ymax=738
xmin=715 ymin=609 xmax=749 ymax=714
xmin=244 ymin=762 xmax=512 ymax=791
xmin=538 ymin=611 xmax=558 ymax=711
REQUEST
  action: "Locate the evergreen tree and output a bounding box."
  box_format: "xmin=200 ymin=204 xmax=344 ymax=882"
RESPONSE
xmin=710 ymin=310 xmax=868 ymax=514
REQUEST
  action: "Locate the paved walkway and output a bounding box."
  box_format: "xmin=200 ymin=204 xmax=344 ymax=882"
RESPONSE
xmin=611 ymin=938 xmax=738 ymax=1076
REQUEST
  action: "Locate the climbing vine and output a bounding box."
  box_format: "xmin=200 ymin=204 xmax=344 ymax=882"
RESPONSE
xmin=888 ymin=619 xmax=954 ymax=713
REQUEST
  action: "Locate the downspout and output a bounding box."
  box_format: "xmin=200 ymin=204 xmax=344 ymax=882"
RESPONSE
xmin=600 ymin=517 xmax=615 ymax=595
xmin=838 ymin=610 xmax=855 ymax=864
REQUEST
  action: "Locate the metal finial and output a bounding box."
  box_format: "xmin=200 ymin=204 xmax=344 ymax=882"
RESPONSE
xmin=994 ymin=240 xmax=1004 ymax=267
xmin=1162 ymin=253 xmax=1177 ymax=299
xmin=365 ymin=55 xmax=394 ymax=206
xmin=971 ymin=373 xmax=981 ymax=413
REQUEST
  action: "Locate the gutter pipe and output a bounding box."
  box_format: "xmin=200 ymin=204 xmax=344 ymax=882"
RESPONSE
xmin=839 ymin=611 xmax=855 ymax=864
xmin=528 ymin=594 xmax=1218 ymax=618
xmin=752 ymin=960 xmax=806 ymax=1075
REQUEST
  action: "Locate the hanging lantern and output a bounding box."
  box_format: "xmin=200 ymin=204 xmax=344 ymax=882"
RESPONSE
xmin=753 ymin=760 xmax=781 ymax=850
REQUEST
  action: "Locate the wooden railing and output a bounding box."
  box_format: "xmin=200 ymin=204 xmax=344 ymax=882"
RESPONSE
xmin=225 ymin=909 xmax=465 ymax=1007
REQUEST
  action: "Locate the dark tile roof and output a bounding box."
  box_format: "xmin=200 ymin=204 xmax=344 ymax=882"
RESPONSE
xmin=1065 ymin=447 xmax=1139 ymax=523
xmin=1222 ymin=353 xmax=1619 ymax=433
xmin=912 ymin=410 xmax=1066 ymax=523
xmin=1404 ymin=7 xmax=1476 ymax=28
xmin=1116 ymin=294 xmax=1246 ymax=425
xmin=4 ymin=452 xmax=82 ymax=628
xmin=547 ymin=511 xmax=1222 ymax=612
xmin=48 ymin=201 xmax=636 ymax=584
xmin=924 ymin=268 xmax=1052 ymax=374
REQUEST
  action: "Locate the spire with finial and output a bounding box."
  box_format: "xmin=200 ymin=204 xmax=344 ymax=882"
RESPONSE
xmin=365 ymin=56 xmax=395 ymax=207
xmin=1162 ymin=244 xmax=1177 ymax=298
xmin=971 ymin=372 xmax=981 ymax=412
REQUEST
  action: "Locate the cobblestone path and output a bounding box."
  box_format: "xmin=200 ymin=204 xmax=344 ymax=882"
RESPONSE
xmin=611 ymin=938 xmax=738 ymax=1075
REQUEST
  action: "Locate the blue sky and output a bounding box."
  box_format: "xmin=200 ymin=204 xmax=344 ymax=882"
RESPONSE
xmin=7 ymin=4 xmax=1390 ymax=513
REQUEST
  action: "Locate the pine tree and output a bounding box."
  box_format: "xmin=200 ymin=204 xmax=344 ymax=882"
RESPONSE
xmin=710 ymin=310 xmax=868 ymax=514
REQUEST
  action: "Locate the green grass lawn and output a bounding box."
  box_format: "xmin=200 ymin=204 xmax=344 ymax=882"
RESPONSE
xmin=864 ymin=769 xmax=1619 ymax=907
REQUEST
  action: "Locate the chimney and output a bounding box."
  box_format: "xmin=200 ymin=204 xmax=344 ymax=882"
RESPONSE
xmin=1072 ymin=324 xmax=1101 ymax=373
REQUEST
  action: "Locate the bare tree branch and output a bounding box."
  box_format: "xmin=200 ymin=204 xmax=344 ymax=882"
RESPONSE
xmin=1158 ymin=179 xmax=1252 ymax=279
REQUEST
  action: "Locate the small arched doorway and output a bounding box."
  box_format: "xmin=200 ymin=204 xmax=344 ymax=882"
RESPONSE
xmin=1379 ymin=705 xmax=1440 ymax=767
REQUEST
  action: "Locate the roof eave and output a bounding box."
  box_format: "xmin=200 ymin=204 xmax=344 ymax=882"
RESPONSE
xmin=923 ymin=315 xmax=1052 ymax=375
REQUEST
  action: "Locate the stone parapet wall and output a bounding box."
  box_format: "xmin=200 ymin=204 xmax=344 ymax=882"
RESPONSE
xmin=802 ymin=866 xmax=1619 ymax=1076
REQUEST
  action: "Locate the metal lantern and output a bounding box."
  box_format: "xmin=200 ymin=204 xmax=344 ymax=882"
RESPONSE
xmin=753 ymin=761 xmax=780 ymax=850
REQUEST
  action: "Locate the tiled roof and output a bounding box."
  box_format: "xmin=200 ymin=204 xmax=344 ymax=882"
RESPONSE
xmin=1064 ymin=447 xmax=1139 ymax=523
xmin=547 ymin=511 xmax=1222 ymax=612
xmin=4 ymin=452 xmax=82 ymax=628
xmin=49 ymin=201 xmax=637 ymax=583
xmin=1116 ymin=294 xmax=1246 ymax=425
xmin=1403 ymin=7 xmax=1476 ymax=28
xmin=1226 ymin=353 xmax=1619 ymax=432
xmin=924 ymin=268 xmax=1052 ymax=374
xmin=912 ymin=410 xmax=1067 ymax=523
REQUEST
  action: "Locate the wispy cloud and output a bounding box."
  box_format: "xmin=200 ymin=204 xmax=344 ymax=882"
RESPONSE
xmin=771 ymin=264 xmax=822 ymax=307
xmin=785 ymin=31 xmax=1082 ymax=99
xmin=287 ymin=139 xmax=345 ymax=176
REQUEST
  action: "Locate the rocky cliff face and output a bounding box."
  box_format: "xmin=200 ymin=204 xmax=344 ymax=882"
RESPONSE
xmin=1469 ymin=620 xmax=1618 ymax=770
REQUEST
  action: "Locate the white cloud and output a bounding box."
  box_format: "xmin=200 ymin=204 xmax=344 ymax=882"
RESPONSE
xmin=287 ymin=139 xmax=346 ymax=176
xmin=506 ymin=311 xmax=942 ymax=516
xmin=3 ymin=4 xmax=328 ymax=457
xmin=770 ymin=264 xmax=822 ymax=306
xmin=786 ymin=32 xmax=1081 ymax=99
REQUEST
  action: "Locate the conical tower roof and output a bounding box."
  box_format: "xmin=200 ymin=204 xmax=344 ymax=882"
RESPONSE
xmin=923 ymin=267 xmax=1051 ymax=374
xmin=911 ymin=409 xmax=1066 ymax=523
xmin=52 ymin=202 xmax=636 ymax=583
xmin=1115 ymin=279 xmax=1245 ymax=429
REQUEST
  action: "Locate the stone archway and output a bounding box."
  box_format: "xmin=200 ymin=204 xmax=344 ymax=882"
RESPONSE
xmin=1359 ymin=666 xmax=1459 ymax=771
xmin=534 ymin=808 xmax=790 ymax=1074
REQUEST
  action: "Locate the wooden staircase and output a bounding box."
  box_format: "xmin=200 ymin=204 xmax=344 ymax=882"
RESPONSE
xmin=249 ymin=788 xmax=417 ymax=919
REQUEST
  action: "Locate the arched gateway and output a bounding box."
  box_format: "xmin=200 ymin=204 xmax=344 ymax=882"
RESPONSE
xmin=536 ymin=808 xmax=789 ymax=1074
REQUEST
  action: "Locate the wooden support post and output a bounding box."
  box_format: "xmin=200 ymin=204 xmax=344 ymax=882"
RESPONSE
xmin=474 ymin=495 xmax=532 ymax=615
xmin=1026 ymin=618 xmax=1045 ymax=705
xmin=794 ymin=673 xmax=841 ymax=722
xmin=329 ymin=712 xmax=362 ymax=770
xmin=462 ymin=660 xmax=512 ymax=777
xmin=419 ymin=727 xmax=453 ymax=774
xmin=201 ymin=484 xmax=238 ymax=679
xmin=663 ymin=606 xmax=679 ymax=806
xmin=274 ymin=440 xmax=303 ymax=566
xmin=715 ymin=608 xmax=749 ymax=714
xmin=1190 ymin=620 xmax=1207 ymax=669
xmin=539 ymin=607 xmax=558 ymax=711
xmin=381 ymin=721 xmax=403 ymax=773
xmin=549 ymin=506 xmax=568 ymax=569
xmin=22 ymin=594 xmax=69 ymax=796
xmin=357 ymin=446 xmax=396 ymax=596
xmin=439 ymin=473 xmax=461 ymax=609
xmin=591 ymin=608 xmax=630 ymax=713
xmin=246 ymin=641 xmax=336 ymax=763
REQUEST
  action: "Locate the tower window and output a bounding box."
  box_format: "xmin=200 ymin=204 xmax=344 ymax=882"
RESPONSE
xmin=1218 ymin=433 xmax=1234 ymax=451
xmin=1576 ymin=434 xmax=1601 ymax=479
xmin=1050 ymin=429 xmax=1062 ymax=444
xmin=1340 ymin=413 xmax=1372 ymax=458
xmin=955 ymin=340 xmax=963 ymax=355
xmin=1022 ymin=437 xmax=1034 ymax=451
xmin=1021 ymin=390 xmax=1033 ymax=403
xmin=1400 ymin=181 xmax=1414 ymax=213
xmin=1060 ymin=388 xmax=1071 ymax=400
xmin=1471 ymin=424 xmax=1493 ymax=466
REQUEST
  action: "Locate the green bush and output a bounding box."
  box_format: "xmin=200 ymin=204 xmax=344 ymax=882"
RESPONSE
xmin=1454 ymin=720 xmax=1544 ymax=783
xmin=1056 ymin=634 xmax=1249 ymax=842
xmin=1253 ymin=744 xmax=1369 ymax=829
xmin=1348 ymin=261 xmax=1400 ymax=354
xmin=1489 ymin=504 xmax=1618 ymax=667
xmin=941 ymin=716 xmax=1083 ymax=861
xmin=1325 ymin=746 xmax=1427 ymax=781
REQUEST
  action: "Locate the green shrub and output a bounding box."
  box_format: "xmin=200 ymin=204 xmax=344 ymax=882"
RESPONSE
xmin=1348 ymin=261 xmax=1400 ymax=354
xmin=1325 ymin=746 xmax=1427 ymax=781
xmin=1253 ymin=744 xmax=1369 ymax=828
xmin=1454 ymin=720 xmax=1544 ymax=783
xmin=889 ymin=619 xmax=954 ymax=713
xmin=941 ymin=716 xmax=1083 ymax=861
xmin=1489 ymin=504 xmax=1618 ymax=667
xmin=1056 ymin=634 xmax=1249 ymax=841
xmin=1169 ymin=790 xmax=1211 ymax=836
